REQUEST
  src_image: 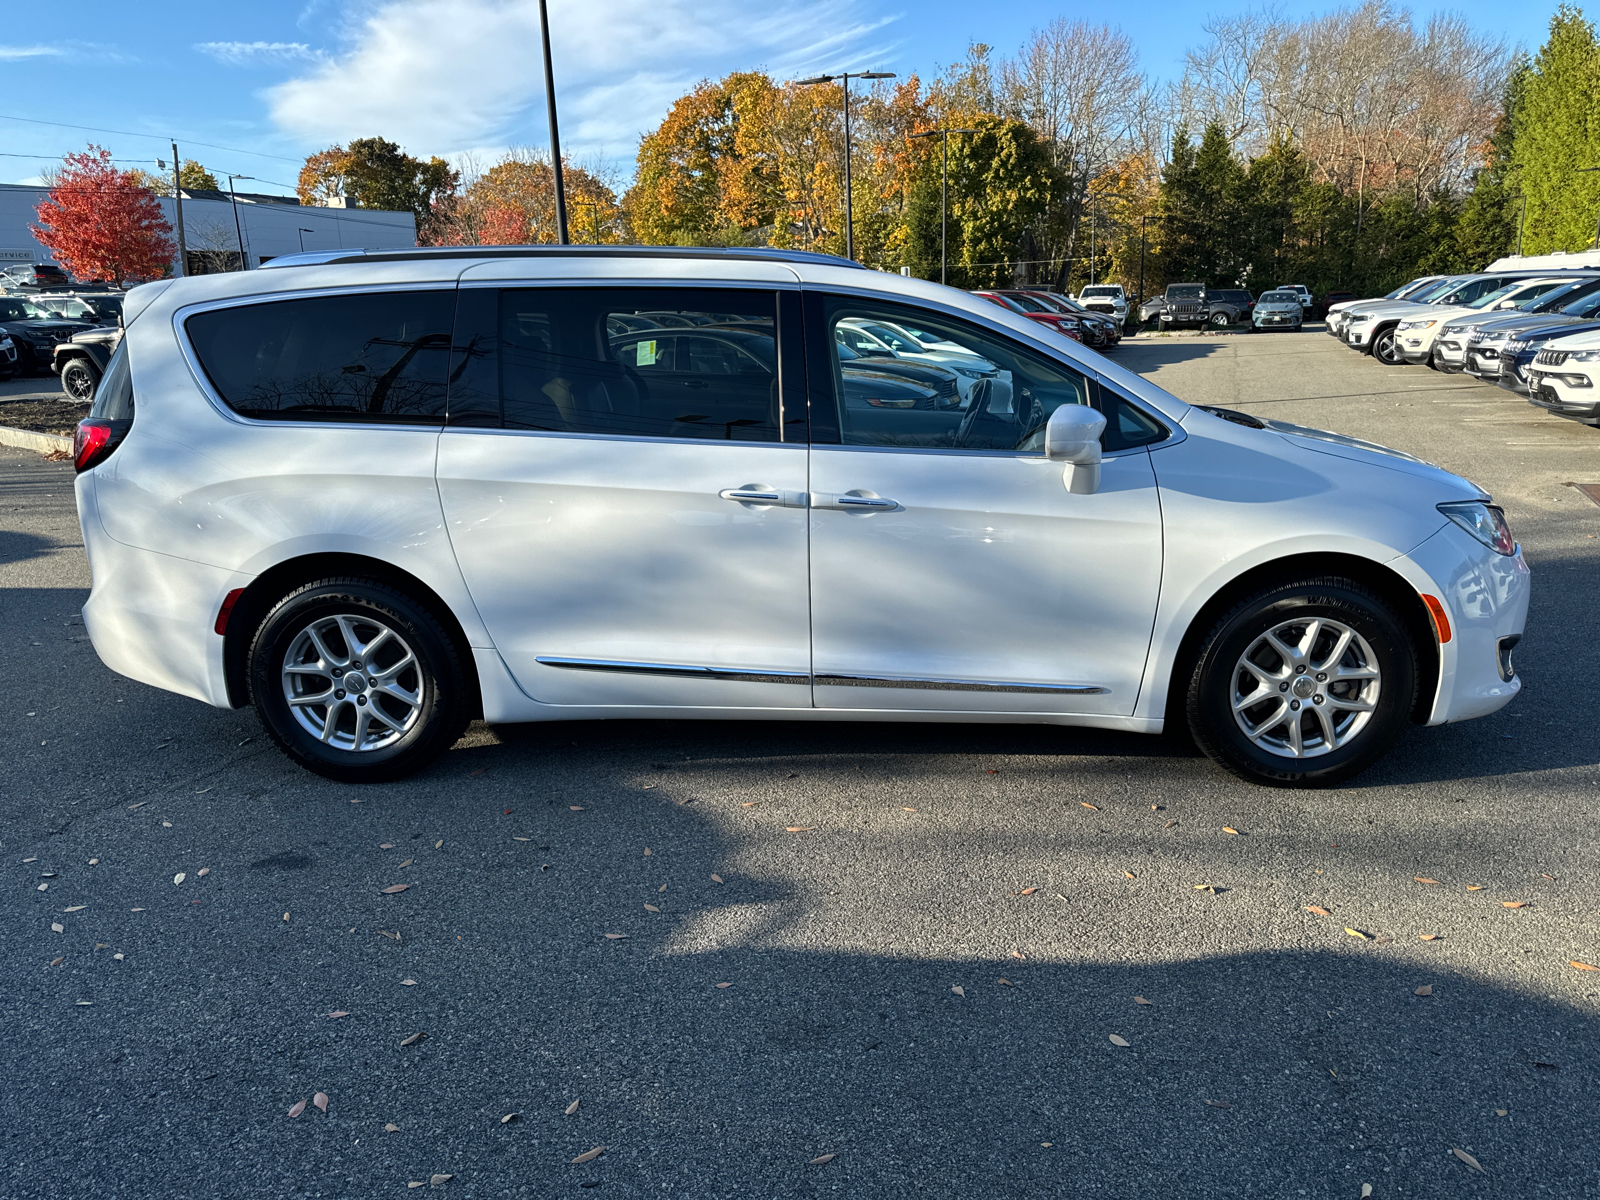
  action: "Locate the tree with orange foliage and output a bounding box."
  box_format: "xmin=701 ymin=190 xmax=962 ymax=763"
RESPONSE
xmin=425 ymin=151 xmax=620 ymax=246
xmin=32 ymin=146 xmax=175 ymax=286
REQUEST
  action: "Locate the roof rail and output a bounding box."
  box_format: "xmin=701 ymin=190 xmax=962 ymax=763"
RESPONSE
xmin=257 ymin=244 xmax=866 ymax=271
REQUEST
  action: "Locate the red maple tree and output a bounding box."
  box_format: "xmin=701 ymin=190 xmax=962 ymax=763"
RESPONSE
xmin=32 ymin=145 xmax=175 ymax=286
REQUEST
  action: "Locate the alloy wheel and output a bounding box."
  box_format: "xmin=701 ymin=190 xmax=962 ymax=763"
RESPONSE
xmin=280 ymin=613 xmax=423 ymax=752
xmin=1229 ymin=616 xmax=1380 ymax=758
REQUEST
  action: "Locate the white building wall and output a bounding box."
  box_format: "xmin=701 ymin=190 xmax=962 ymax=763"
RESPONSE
xmin=0 ymin=184 xmax=417 ymax=273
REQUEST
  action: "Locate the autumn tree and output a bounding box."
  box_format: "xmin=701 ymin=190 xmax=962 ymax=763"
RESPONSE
xmin=426 ymin=150 xmax=620 ymax=246
xmin=127 ymin=159 xmax=220 ymax=196
xmin=32 ymin=146 xmax=175 ymax=286
xmin=297 ymin=138 xmax=457 ymax=235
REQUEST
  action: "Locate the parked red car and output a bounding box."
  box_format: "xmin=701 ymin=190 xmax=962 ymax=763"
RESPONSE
xmin=972 ymin=290 xmax=1083 ymax=342
xmin=1007 ymin=290 xmax=1121 ymax=348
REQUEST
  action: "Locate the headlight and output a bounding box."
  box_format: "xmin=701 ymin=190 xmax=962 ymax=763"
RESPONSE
xmin=1438 ymin=501 xmax=1515 ymax=556
xmin=1349 ymin=313 xmax=1376 ymax=323
xmin=1478 ymin=331 xmax=1508 ymax=343
xmin=950 ymin=365 xmax=989 ymax=379
xmin=1398 ymin=319 xmax=1438 ymax=330
xmin=1571 ymin=350 xmax=1600 ymax=363
xmin=1441 ymin=325 xmax=1464 ymax=336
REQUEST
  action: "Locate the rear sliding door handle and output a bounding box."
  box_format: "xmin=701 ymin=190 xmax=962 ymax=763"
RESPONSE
xmin=811 ymin=491 xmax=900 ymax=511
xmin=719 ymin=486 xmax=809 ymax=508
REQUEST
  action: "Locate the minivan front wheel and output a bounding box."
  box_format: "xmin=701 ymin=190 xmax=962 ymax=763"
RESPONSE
xmin=249 ymin=578 xmax=471 ymax=782
xmin=1185 ymin=577 xmax=1417 ymax=786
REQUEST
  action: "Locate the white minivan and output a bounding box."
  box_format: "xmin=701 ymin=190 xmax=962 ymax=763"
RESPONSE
xmin=72 ymin=247 xmax=1528 ymax=787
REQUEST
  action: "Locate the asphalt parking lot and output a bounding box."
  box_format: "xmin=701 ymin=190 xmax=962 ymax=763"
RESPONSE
xmin=3 ymin=327 xmax=1598 ymax=1199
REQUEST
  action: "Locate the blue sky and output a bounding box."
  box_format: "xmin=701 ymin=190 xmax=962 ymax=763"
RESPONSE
xmin=0 ymin=0 xmax=1559 ymax=194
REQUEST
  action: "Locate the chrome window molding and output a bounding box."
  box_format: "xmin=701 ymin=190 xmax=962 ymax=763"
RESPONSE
xmin=536 ymin=657 xmax=809 ymax=685
xmin=443 ymin=425 xmax=808 ymax=451
xmin=537 ymin=656 xmax=1108 ymax=695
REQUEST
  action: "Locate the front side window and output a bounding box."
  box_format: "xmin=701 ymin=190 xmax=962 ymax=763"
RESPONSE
xmin=186 ymin=290 xmax=454 ymax=423
xmin=814 ymin=296 xmax=1166 ymax=453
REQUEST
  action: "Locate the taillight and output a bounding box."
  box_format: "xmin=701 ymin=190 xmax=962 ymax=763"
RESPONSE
xmin=73 ymin=418 xmax=130 ymax=473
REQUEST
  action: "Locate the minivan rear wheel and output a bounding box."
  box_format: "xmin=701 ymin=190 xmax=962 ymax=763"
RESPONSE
xmin=248 ymin=578 xmax=471 ymax=782
xmin=1184 ymin=577 xmax=1417 ymax=787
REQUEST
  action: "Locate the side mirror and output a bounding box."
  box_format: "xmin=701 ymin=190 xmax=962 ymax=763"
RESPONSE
xmin=1044 ymin=403 xmax=1107 ymax=495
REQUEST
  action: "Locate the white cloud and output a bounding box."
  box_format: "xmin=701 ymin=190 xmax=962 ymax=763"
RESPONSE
xmin=266 ymin=0 xmax=899 ymax=161
xmin=0 ymin=45 xmax=62 ymax=60
xmin=197 ymin=40 xmax=327 ymax=66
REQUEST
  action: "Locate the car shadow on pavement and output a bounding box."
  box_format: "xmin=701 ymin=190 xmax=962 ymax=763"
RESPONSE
xmin=0 ymin=530 xmax=58 ymax=566
xmin=7 ymin=736 xmax=1596 ymax=1200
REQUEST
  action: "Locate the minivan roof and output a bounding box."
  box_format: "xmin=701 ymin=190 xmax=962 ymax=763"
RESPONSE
xmin=258 ymin=244 xmax=866 ymax=272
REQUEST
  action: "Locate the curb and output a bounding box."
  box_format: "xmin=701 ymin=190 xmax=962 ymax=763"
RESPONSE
xmin=0 ymin=424 xmax=72 ymax=455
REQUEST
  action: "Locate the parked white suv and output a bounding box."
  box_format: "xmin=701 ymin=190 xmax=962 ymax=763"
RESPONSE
xmin=73 ymin=246 xmax=1528 ymax=787
xmin=1076 ymin=285 xmax=1128 ymax=323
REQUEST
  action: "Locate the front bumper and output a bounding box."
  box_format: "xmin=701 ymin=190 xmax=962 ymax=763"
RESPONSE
xmin=1395 ymin=522 xmax=1529 ymax=725
xmin=1253 ymin=313 xmax=1301 ymax=329
xmin=1397 ymin=331 xmax=1440 ymax=364
xmin=1525 ymin=373 xmax=1599 ymax=421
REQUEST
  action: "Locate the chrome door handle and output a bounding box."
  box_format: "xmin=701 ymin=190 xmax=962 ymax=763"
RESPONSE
xmin=719 ymin=486 xmax=809 ymax=508
xmin=811 ymin=491 xmax=899 ymax=510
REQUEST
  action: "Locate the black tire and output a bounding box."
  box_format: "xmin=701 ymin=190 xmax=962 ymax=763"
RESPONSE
xmin=1184 ymin=576 xmax=1417 ymax=787
xmin=1210 ymin=311 xmax=1231 ymax=327
xmin=60 ymin=358 xmax=99 ymax=402
xmin=248 ymin=577 xmax=472 ymax=782
xmin=1371 ymin=326 xmax=1403 ymax=364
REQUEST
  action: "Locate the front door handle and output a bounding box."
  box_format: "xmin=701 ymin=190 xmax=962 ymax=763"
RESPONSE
xmin=811 ymin=491 xmax=900 ymax=511
xmin=719 ymin=486 xmax=809 ymax=508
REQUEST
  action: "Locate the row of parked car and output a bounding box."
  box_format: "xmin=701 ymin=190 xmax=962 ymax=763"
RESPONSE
xmin=1326 ymin=268 xmax=1600 ymax=427
xmin=0 ymin=272 xmax=125 ymax=398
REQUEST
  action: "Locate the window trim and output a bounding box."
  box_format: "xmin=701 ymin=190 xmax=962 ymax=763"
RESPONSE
xmin=802 ymin=286 xmax=1179 ymax=457
xmin=174 ymin=282 xmax=459 ymax=431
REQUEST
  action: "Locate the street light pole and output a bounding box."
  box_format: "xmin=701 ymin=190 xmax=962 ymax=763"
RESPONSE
xmin=225 ymin=174 xmax=254 ymax=270
xmin=537 ymin=0 xmax=569 ymax=245
xmin=297 ymin=227 xmax=314 ymax=252
xmin=909 ymin=127 xmax=975 ymax=285
xmin=794 ymin=70 xmax=896 ymax=261
xmin=169 ymin=142 xmax=187 ymax=277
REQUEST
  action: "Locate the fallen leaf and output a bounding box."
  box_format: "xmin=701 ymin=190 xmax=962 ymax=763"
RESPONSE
xmin=49 ymin=956 xmax=63 ymax=967
xmin=75 ymin=1000 xmax=92 ymax=1006
xmin=401 ymin=978 xmax=417 ymax=986
xmin=808 ymin=1154 xmax=836 ymax=1165
xmin=603 ymin=933 xmax=628 ymax=940
xmin=113 ymin=953 xmax=124 ymax=961
xmin=570 ymin=806 xmax=584 ymax=811
xmin=314 ymin=1092 xmax=329 ymax=1112
xmin=710 ymin=874 xmax=724 ymax=884
xmin=328 ymin=1011 xmax=350 ymax=1019
xmin=434 ymin=840 xmax=443 ymax=849
xmin=1124 ymin=871 xmax=1136 ymax=879
xmin=513 ymin=836 xmax=531 ymax=842
xmin=951 ymin=985 xmax=965 ymax=997
xmin=1108 ymin=1034 xmax=1130 ymax=1047
xmin=1496 ymin=1110 xmax=1507 ymax=1117
xmin=1452 ymin=1147 xmax=1485 ymax=1173
xmin=658 ymin=884 xmax=667 ymax=893
xmin=1361 ymin=1186 xmax=1373 ymax=1198
xmin=1163 ymin=820 xmax=1178 ymax=829
xmin=381 ymin=885 xmax=410 ymax=895
xmin=398 ymin=858 xmax=413 ymax=868
xmin=283 ymin=912 xmax=290 ymax=921
xmin=1541 ymin=873 xmax=1555 ymax=881
xmin=1012 ymin=949 xmax=1026 ymax=960
xmin=1571 ymin=961 xmax=1599 ymax=972
xmin=570 ymin=1147 xmax=604 ymax=1164
xmin=1419 ymin=933 xmax=1442 ymax=941
xmin=740 ymin=802 xmax=758 ymax=807
xmin=162 ymin=821 xmax=173 ymax=828
xmin=94 ymin=943 xmax=107 ymax=950
xmin=1466 ymin=885 xmax=1484 ymax=891
xmin=1345 ymin=928 xmax=1371 ymax=940
xmin=998 ymin=978 xmax=1013 ymax=986
xmin=503 ymin=1112 xmax=519 ymax=1124
xmin=715 ymin=982 xmax=733 ymax=989
xmin=644 ymin=903 xmax=660 ymax=913
xmin=901 ymin=807 xmax=918 ymax=812
xmin=1502 ymin=901 xmax=1529 ymax=909
xmin=1017 ymin=887 xmax=1039 ymax=896
xmin=1081 ymin=802 xmax=1099 ymax=811
xmin=1134 ymin=996 xmax=1152 ymax=1005
xmin=430 ymin=1174 xmax=453 ymax=1185
xmin=88 ymin=859 xmax=98 ymax=865
xmin=63 ymin=905 xmax=87 ymax=913
xmin=643 ymin=847 xmax=651 ymax=856
xmin=1306 ymin=906 xmax=1332 ymax=916
xmin=386 ymin=1123 xmax=400 ymax=1132
xmin=1415 ymin=984 xmax=1433 ymax=996
xmin=380 ymin=843 xmax=394 ymax=850
xmin=1222 ymin=826 xmax=1240 ymax=835
xmin=21 ymin=857 xmax=36 ymax=864
xmin=378 ymin=931 xmax=402 ymax=942
xmin=36 ymin=883 xmax=47 ymax=892
xmin=1205 ymin=1099 xmax=1230 ymax=1109
xmin=1415 ymin=877 xmax=1440 ymax=885
xmin=565 ymin=1099 xmax=580 ymax=1115
xmin=50 ymin=923 xmax=63 ymax=933
xmin=288 ymin=1100 xmax=307 ymax=1118
xmin=127 ymin=802 xmax=146 ymax=810
xmin=400 ymin=1032 xmax=426 ymax=1047
xmin=1194 ymin=884 xmax=1219 ymax=893
xmin=408 ymin=1184 xmax=423 ymax=1190
xmin=785 ymin=826 xmax=814 ymax=833
xmin=173 ymin=873 xmax=186 ymax=886
xmin=1375 ymin=936 xmax=1394 ymax=944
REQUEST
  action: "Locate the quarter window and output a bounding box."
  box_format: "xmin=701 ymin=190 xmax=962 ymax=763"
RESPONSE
xmin=185 ymin=290 xmax=454 ymax=423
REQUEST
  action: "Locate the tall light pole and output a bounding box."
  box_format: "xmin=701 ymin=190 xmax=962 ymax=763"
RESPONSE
xmin=297 ymin=227 xmax=315 ymax=252
xmin=537 ymin=0 xmax=569 ymax=245
xmin=165 ymin=142 xmax=187 ymax=277
xmin=793 ymin=70 xmax=896 ymax=261
xmin=226 ymin=174 xmax=254 ymax=270
xmin=908 ymin=126 xmax=975 ymax=285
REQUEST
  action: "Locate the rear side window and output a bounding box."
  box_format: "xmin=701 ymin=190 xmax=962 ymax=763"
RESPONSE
xmin=185 ymin=290 xmax=454 ymax=423
xmin=88 ymin=339 xmax=133 ymax=420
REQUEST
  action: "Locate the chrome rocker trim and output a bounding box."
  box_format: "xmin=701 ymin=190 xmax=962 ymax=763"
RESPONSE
xmin=536 ymin=657 xmax=1108 ymax=695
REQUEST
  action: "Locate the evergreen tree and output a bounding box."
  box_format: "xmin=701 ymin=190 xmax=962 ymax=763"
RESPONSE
xmin=1161 ymin=122 xmax=1247 ymax=286
xmin=1516 ymin=6 xmax=1600 ymax=253
xmin=1456 ymin=63 xmax=1530 ymax=266
xmin=1240 ymin=136 xmax=1310 ymax=289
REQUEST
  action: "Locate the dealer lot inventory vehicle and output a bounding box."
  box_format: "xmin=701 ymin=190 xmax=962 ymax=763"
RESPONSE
xmin=1011 ymin=290 xmax=1121 ymax=348
xmin=53 ymin=325 xmax=123 ymax=401
xmin=1434 ymin=276 xmax=1600 ymax=374
xmin=1338 ymin=274 xmax=1544 ymax=362
xmin=1075 ymin=284 xmax=1128 ymax=324
xmin=0 ymin=296 xmax=95 ymax=374
xmin=74 ymin=246 xmax=1527 ymax=788
xmin=1326 ymin=276 xmax=1447 ymax=338
xmin=1206 ymin=289 xmax=1255 ymax=326
xmin=1159 ymin=283 xmax=1210 ymax=329
xmin=1463 ymin=286 xmax=1600 ymax=387
xmin=1524 ymin=328 xmax=1600 ymax=424
xmin=1253 ymin=290 xmax=1303 ymax=331
xmin=1396 ymin=277 xmax=1589 ymax=368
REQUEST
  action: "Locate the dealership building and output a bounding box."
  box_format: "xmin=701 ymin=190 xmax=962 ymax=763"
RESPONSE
xmin=0 ymin=182 xmax=417 ymax=275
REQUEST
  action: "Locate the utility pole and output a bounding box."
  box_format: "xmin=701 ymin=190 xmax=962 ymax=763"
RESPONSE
xmin=226 ymin=175 xmax=254 ymax=270
xmin=909 ymin=127 xmax=975 ymax=285
xmin=170 ymin=142 xmax=187 ymax=277
xmin=538 ymin=0 xmax=569 ymax=245
xmin=794 ymin=70 xmax=896 ymax=261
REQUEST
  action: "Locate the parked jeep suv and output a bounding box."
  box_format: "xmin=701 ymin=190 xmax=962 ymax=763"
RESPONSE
xmin=72 ymin=245 xmax=1526 ymax=788
xmin=1158 ymin=284 xmax=1209 ymax=329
